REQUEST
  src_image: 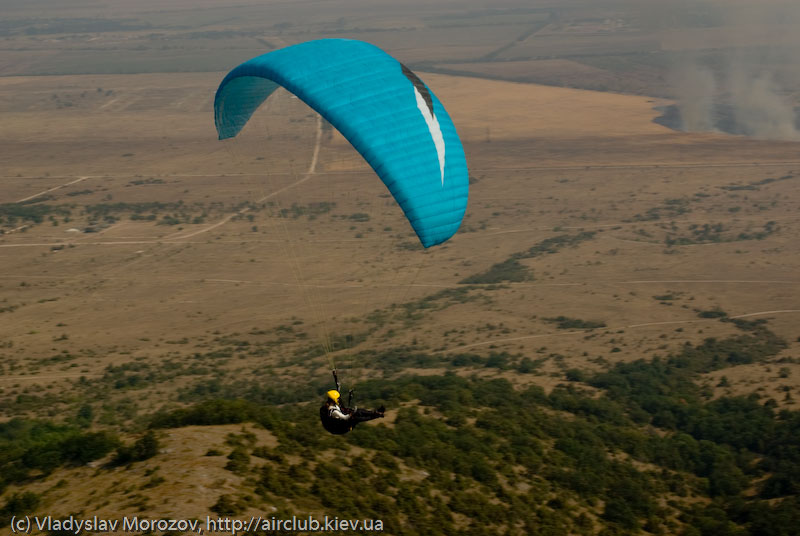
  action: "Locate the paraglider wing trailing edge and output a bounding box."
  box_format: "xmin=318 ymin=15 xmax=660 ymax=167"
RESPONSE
xmin=213 ymin=38 xmax=468 ymax=247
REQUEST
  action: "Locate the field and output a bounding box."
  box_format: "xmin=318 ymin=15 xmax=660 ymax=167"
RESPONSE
xmin=2 ymin=1 xmax=800 ymax=534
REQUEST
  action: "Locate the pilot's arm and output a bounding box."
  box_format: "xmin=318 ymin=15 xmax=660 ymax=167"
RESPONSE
xmin=329 ymin=405 xmax=350 ymax=420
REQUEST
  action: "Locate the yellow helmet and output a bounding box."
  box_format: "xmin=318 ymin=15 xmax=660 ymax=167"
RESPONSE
xmin=326 ymin=390 xmax=340 ymax=404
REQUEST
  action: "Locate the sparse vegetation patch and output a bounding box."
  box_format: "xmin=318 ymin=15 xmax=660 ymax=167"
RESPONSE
xmin=543 ymin=316 xmax=607 ymax=330
xmin=460 ymin=232 xmax=596 ymax=284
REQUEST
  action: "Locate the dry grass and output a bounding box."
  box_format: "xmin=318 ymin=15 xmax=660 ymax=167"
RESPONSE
xmin=4 ymin=425 xmax=277 ymax=519
xmin=1 ymin=73 xmax=799 ymax=397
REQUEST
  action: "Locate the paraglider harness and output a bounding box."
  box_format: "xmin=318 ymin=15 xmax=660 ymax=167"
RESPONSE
xmin=320 ymin=370 xmax=383 ymax=435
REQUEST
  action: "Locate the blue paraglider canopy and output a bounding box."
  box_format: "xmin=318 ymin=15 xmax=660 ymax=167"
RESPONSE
xmin=214 ymin=39 xmax=468 ymax=248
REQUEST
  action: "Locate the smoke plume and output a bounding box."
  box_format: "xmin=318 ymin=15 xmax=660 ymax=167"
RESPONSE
xmin=667 ymin=0 xmax=800 ymax=140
